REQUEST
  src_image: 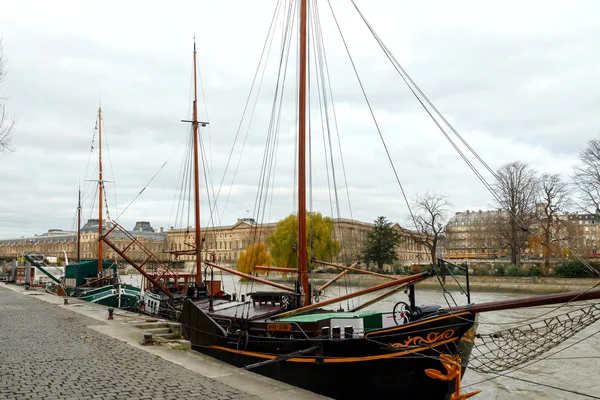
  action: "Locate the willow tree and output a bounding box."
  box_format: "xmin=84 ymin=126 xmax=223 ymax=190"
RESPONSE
xmin=236 ymin=243 xmax=272 ymax=275
xmin=267 ymin=212 xmax=340 ymax=270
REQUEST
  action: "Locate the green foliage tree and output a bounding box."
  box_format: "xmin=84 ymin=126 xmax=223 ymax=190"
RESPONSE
xmin=266 ymin=212 xmax=340 ymax=270
xmin=236 ymin=242 xmax=272 ymax=275
xmin=555 ymin=260 xmax=600 ymax=278
xmin=362 ymin=216 xmax=401 ymax=271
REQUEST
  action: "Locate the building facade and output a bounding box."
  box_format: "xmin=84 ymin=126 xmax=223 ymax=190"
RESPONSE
xmin=444 ymin=208 xmax=600 ymax=262
xmin=0 ymin=217 xmax=430 ymax=268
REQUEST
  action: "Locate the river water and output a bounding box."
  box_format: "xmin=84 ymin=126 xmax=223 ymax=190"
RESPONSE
xmin=122 ymin=274 xmax=600 ymax=399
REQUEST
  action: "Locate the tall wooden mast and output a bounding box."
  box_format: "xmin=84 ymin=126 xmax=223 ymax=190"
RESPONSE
xmin=97 ymin=107 xmax=103 ymax=276
xmin=297 ymin=0 xmax=310 ymax=306
xmin=77 ymin=187 xmax=81 ymax=263
xmin=192 ymin=39 xmax=203 ymax=284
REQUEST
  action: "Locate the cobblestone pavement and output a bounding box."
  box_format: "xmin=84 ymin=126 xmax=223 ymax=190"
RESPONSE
xmin=0 ymin=287 xmax=256 ymax=400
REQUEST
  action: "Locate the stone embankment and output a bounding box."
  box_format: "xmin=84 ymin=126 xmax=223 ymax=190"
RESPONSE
xmin=255 ymin=273 xmax=598 ymax=294
xmin=0 ymin=284 xmax=328 ymax=400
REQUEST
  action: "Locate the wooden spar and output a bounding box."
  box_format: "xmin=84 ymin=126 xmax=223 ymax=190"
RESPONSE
xmin=275 ymin=271 xmax=434 ymax=319
xmin=97 ymin=107 xmax=103 ymax=276
xmin=77 ymin=188 xmax=81 ymax=262
xmin=254 ymin=266 xmax=298 ymax=273
xmin=297 ymin=0 xmax=310 ymax=306
xmin=205 ymin=261 xmax=295 ymax=292
xmin=192 ymin=39 xmax=202 ymax=285
xmin=101 ymin=232 xmax=173 ymax=296
xmin=448 ymin=288 xmax=600 ymax=314
xmin=312 ymin=259 xmax=397 ymax=280
xmin=318 ymin=261 xmax=359 ymax=292
xmin=349 ymin=277 xmax=428 ymax=312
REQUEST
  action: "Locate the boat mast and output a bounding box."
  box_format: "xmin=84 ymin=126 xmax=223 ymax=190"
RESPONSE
xmin=97 ymin=107 xmax=103 ymax=276
xmin=297 ymin=0 xmax=310 ymax=306
xmin=192 ymin=39 xmax=202 ymax=285
xmin=77 ymin=187 xmax=81 ymax=262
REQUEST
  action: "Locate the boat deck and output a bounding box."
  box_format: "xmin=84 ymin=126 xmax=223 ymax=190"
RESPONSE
xmin=197 ymin=299 xmax=284 ymax=320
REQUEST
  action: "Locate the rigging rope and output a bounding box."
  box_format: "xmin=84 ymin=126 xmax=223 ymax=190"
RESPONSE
xmin=325 ymin=0 xmax=420 ymax=233
xmin=350 ymin=0 xmax=600 ymax=279
xmin=470 ymin=303 xmax=600 ymax=374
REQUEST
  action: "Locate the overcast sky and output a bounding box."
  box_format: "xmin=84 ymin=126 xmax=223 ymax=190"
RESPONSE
xmin=1 ymin=0 xmax=599 ymax=239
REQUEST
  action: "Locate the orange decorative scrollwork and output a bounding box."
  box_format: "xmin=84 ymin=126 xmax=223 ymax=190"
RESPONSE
xmin=425 ymin=354 xmax=481 ymax=400
xmin=390 ymin=329 xmax=455 ymax=348
xmin=461 ymin=326 xmax=477 ymax=343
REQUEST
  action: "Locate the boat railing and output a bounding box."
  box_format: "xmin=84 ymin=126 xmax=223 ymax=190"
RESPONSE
xmin=437 ymin=258 xmax=471 ymax=305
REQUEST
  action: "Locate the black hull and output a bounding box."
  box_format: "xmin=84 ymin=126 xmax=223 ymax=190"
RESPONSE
xmin=198 ymin=341 xmax=473 ymax=399
xmin=182 ymin=300 xmax=477 ymax=400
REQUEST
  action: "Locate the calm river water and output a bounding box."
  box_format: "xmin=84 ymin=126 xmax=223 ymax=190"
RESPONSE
xmin=123 ymin=274 xmax=600 ymax=399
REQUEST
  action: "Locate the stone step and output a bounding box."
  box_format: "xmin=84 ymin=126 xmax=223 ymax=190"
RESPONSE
xmin=129 ymin=322 xmax=169 ymax=330
xmin=144 ymin=327 xmax=171 ymax=335
xmin=157 ymin=332 xmax=183 ymax=340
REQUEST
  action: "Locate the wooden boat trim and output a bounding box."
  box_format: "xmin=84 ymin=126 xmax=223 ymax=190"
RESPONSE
xmin=364 ymin=311 xmax=473 ymax=337
xmin=210 ymin=337 xmax=458 ymax=363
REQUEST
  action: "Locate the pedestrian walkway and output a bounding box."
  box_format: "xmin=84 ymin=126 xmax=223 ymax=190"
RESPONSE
xmin=0 ymin=286 xmax=327 ymax=400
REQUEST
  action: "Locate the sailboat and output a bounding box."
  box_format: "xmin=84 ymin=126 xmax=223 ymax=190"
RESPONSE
xmin=171 ymin=2 xmax=600 ymax=399
xmin=31 ymin=108 xmax=141 ymax=309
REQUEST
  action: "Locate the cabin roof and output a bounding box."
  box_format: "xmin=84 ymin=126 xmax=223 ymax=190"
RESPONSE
xmin=277 ymin=310 xmax=378 ymax=322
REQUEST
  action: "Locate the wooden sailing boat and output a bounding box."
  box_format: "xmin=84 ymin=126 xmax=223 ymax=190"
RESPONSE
xmin=176 ymin=3 xmax=475 ymax=398
xmin=176 ymin=2 xmax=600 ymax=399
xmin=29 ymin=107 xmax=141 ymax=309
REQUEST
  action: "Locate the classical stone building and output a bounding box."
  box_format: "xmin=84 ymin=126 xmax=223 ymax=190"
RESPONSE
xmin=0 ymin=217 xmax=430 ymax=268
xmin=0 ymin=219 xmax=168 ymax=263
xmin=444 ymin=210 xmax=507 ymax=260
xmin=444 ymin=208 xmax=600 ymax=262
xmin=564 ymin=213 xmax=600 ymax=258
xmin=165 ymin=218 xmax=275 ymax=264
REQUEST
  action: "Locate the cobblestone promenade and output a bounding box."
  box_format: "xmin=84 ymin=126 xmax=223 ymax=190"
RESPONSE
xmin=0 ymin=287 xmax=256 ymax=400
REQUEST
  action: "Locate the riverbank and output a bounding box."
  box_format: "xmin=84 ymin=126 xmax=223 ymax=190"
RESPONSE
xmin=125 ymin=269 xmax=598 ymax=294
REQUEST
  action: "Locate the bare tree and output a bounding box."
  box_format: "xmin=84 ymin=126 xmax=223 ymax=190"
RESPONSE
xmin=536 ymin=173 xmax=571 ymax=268
xmin=0 ymin=38 xmax=15 ymax=154
xmin=407 ymin=192 xmax=452 ymax=266
xmin=572 ymin=137 xmax=600 ymax=212
xmin=492 ymin=161 xmax=539 ymax=266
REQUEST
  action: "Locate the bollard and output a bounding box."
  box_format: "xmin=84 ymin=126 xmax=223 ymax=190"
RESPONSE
xmin=63 ymin=298 xmax=69 ymax=305
xmin=142 ymin=333 xmax=154 ymax=345
xmin=107 ymin=307 xmax=114 ymax=320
